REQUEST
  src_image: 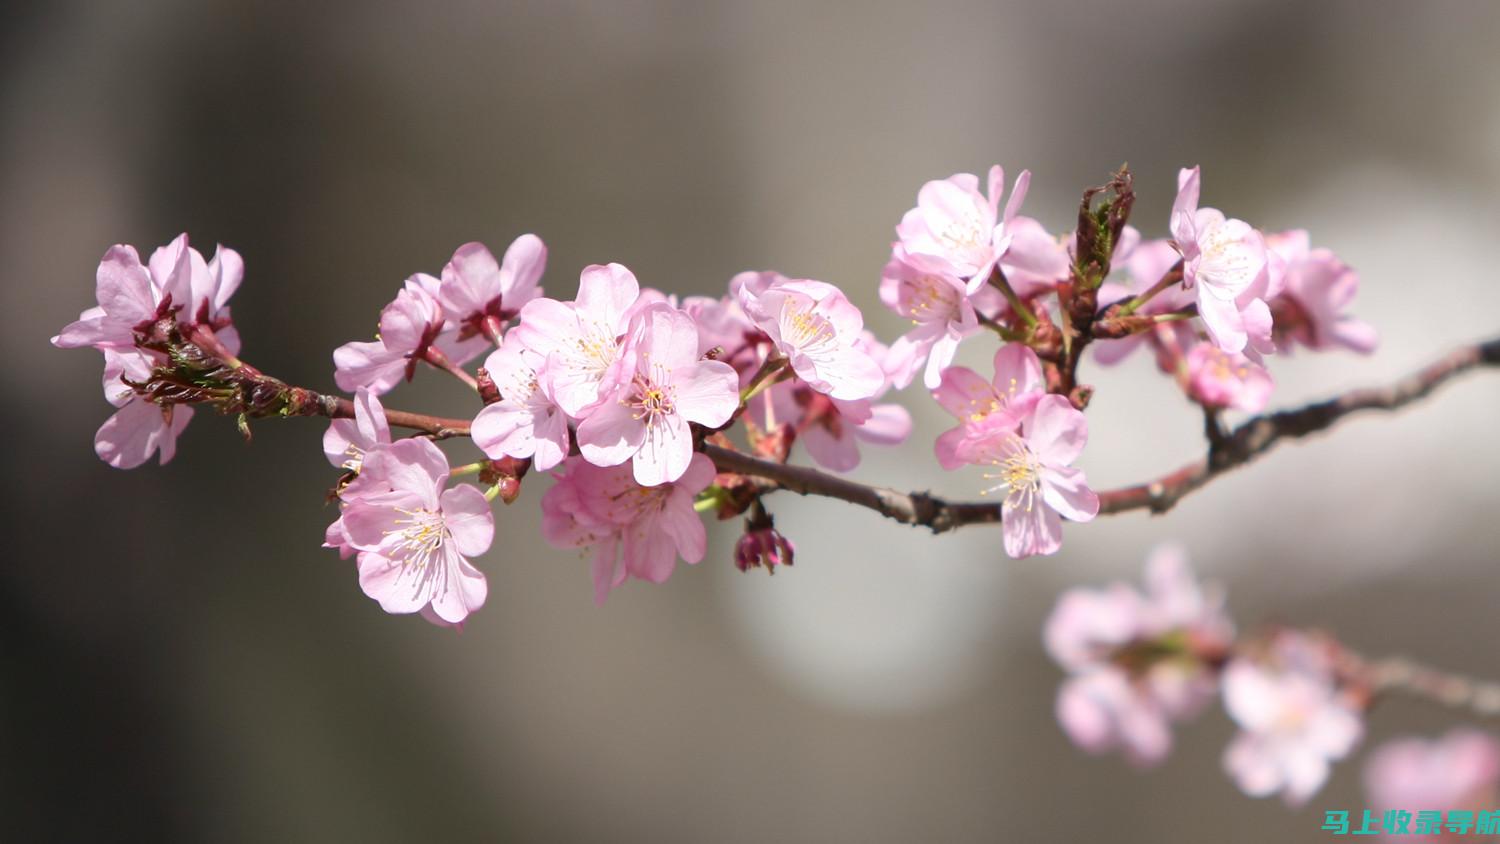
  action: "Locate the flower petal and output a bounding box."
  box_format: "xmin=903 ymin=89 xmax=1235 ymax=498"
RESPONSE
xmin=1026 ymin=394 xmax=1089 ymax=466
xmin=440 ymin=484 xmax=495 ymax=558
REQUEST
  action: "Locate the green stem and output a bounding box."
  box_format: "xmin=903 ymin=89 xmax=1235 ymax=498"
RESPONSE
xmin=987 ymin=267 xmax=1037 ymax=328
xmin=976 ymin=310 xmax=1024 ymax=342
xmin=739 ymin=355 xmax=790 ymax=406
xmin=1117 ymin=261 xmax=1184 ymax=316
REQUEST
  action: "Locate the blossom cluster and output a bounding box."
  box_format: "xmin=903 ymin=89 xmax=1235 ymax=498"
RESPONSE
xmin=1046 ymin=548 xmax=1500 ymax=815
xmin=51 ymin=234 xmax=242 ymax=468
xmin=1046 ymin=547 xmax=1365 ymax=804
xmin=52 ymin=163 xmax=1378 ymax=625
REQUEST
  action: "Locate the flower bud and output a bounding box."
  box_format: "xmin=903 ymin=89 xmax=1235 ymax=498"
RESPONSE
xmin=734 ymin=507 xmax=794 ymax=574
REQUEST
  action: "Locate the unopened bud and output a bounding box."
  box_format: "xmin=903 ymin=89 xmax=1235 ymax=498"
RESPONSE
xmin=734 ymin=506 xmax=794 ymax=574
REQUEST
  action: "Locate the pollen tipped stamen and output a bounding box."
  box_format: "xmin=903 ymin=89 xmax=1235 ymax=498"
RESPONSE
xmin=979 ymin=435 xmax=1043 ymax=511
xmin=385 ymin=507 xmax=449 ymax=570
xmin=624 ymin=366 xmax=677 ymax=428
xmin=782 ymin=303 xmax=835 ymax=351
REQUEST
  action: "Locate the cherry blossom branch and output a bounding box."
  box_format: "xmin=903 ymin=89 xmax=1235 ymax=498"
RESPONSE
xmin=1351 ymin=651 xmax=1500 ymax=720
xmin=319 ymin=395 xmax=472 ymax=439
xmin=701 ymin=334 xmax=1500 ymax=529
xmin=1098 ymin=334 xmax=1500 ymax=514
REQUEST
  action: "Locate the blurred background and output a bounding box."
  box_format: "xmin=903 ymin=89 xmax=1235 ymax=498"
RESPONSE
xmin=5 ymin=1 xmax=1500 ymax=840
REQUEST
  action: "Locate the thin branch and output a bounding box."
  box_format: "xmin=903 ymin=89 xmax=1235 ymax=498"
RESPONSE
xmin=1099 ymin=334 xmax=1500 ymax=514
xmin=318 ymin=395 xmax=473 ymax=439
xmin=1366 ymin=655 xmax=1500 ymax=719
xmin=307 ymin=335 xmax=1500 ymax=529
xmin=705 ymin=335 xmax=1500 ymax=531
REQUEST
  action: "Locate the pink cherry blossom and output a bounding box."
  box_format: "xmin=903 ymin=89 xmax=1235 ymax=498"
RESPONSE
xmin=957 ymin=393 xmax=1098 ymax=557
xmin=895 ymin=165 xmax=1031 ymax=293
xmin=1222 ymin=631 xmax=1364 ymax=805
xmin=931 ymin=343 xmax=1045 ymax=470
xmin=338 ymin=438 xmax=493 ymax=625
xmin=436 ymin=235 xmax=546 ymax=339
xmin=322 ymin=389 xmax=392 ymax=560
xmin=1171 ymin=166 xmax=1272 ymax=354
xmin=471 ymin=337 xmax=570 ymax=471
xmin=540 ymin=454 xmax=714 ymax=605
xmin=748 ymin=331 xmax=910 ymax=471
xmin=737 ymin=275 xmax=884 ymax=401
xmin=1046 ymin=544 xmax=1233 ymax=766
xmin=576 ymin=303 xmax=738 ymax=485
xmin=53 ymin=234 xmax=242 ymax=354
xmin=332 ymin=274 xmax=486 ymax=394
xmin=53 ymin=236 xmax=252 ymax=471
xmin=1266 ymin=229 xmax=1378 ymax=355
xmin=1365 ymin=730 xmax=1500 ymax=841
xmin=323 ymin=388 xmax=391 ymax=472
xmin=1185 ymin=343 xmax=1274 ymax=413
xmin=509 ymin=262 xmax=645 ymax=418
xmin=879 ymin=257 xmax=979 ymax=390
xmin=748 ymin=335 xmax=911 ymax=472
xmin=152 ymin=234 xmax=243 ymax=338
xmin=93 ymin=348 xmax=194 ymax=469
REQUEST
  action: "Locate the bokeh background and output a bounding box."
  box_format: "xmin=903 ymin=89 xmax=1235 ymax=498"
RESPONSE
xmin=5 ymin=1 xmax=1500 ymax=841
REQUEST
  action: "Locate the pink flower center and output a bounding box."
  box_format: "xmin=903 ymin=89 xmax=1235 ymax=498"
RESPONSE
xmin=981 ymin=434 xmax=1043 ymax=511
xmin=603 ymin=479 xmax=671 ymax=520
xmin=1206 ymin=350 xmax=1251 ymax=383
xmin=564 ymin=319 xmax=622 ymax=381
xmin=386 ymin=507 xmax=449 ymax=569
xmin=902 ymin=274 xmax=960 ymax=322
xmin=937 ymin=211 xmax=987 ymax=255
xmin=1195 ymin=220 xmax=1257 ymax=294
xmin=626 ymin=365 xmax=676 ymax=428
xmin=779 ymin=302 xmax=836 ymax=352
xmin=341 ymin=443 xmax=366 ymax=472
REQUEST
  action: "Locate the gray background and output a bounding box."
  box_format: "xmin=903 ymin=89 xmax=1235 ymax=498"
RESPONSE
xmin=6 ymin=1 xmax=1500 ymax=841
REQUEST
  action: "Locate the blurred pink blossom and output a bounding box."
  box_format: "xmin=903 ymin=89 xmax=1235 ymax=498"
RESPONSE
xmin=1266 ymin=229 xmax=1378 ymax=355
xmin=1185 ymin=343 xmax=1274 ymax=413
xmin=1046 ymin=544 xmax=1233 ymax=766
xmin=1222 ymin=631 xmax=1364 ymax=805
xmin=1364 ymin=729 xmax=1500 ymax=841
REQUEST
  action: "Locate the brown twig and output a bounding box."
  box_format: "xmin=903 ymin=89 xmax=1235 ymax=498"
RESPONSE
xmin=304 ymin=334 xmax=1499 ymax=528
xmin=319 ymin=395 xmax=473 ymax=439
xmin=705 ymin=335 xmax=1500 ymax=530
